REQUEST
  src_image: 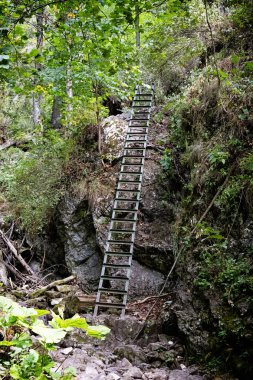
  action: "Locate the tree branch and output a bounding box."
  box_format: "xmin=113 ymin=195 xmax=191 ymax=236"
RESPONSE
xmin=13 ymin=0 xmax=69 ymax=24
xmin=0 ymin=229 xmax=35 ymax=276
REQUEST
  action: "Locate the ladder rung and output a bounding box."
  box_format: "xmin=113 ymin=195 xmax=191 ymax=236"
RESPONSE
xmin=116 ymin=188 xmax=140 ymax=191
xmin=120 ymin=172 xmax=142 ymax=176
xmin=101 ymin=275 xmax=129 ymax=280
xmin=111 ymin=218 xmax=136 ymax=222
xmin=127 ymin=129 xmax=148 ymax=131
xmin=98 ymin=288 xmax=127 ymax=295
xmin=115 ymin=201 xmax=139 ymax=205
xmin=128 ymin=128 xmax=148 ymax=131
xmin=123 ymin=155 xmax=145 ymax=158
xmin=135 ymin=93 xmax=153 ymax=96
xmin=126 ymin=132 xmax=147 ymax=135
xmin=105 ymin=251 xmax=132 ymax=256
xmin=118 ymin=180 xmax=142 ymax=183
xmin=133 ymin=99 xmax=152 ymax=102
xmin=115 ymin=199 xmax=139 ymax=204
xmin=110 ymin=229 xmax=135 ymax=233
xmin=121 ymin=163 xmax=143 ymax=167
xmin=124 ymin=147 xmax=145 ymax=151
xmin=132 ymin=105 xmax=150 ymax=107
xmin=104 ymin=263 xmax=131 ymax=268
xmin=133 ymin=111 xmax=150 ymax=113
xmin=113 ymin=208 xmax=138 ymax=212
xmin=107 ymin=239 xmax=133 ymax=243
xmin=95 ymin=302 xmax=125 ymax=309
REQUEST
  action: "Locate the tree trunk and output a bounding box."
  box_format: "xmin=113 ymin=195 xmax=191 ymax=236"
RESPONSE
xmin=51 ymin=96 xmax=62 ymax=129
xmin=135 ymin=3 xmax=140 ymax=48
xmin=65 ymin=46 xmax=73 ymax=129
xmin=33 ymin=10 xmax=44 ymax=127
xmin=66 ymin=45 xmax=73 ymax=113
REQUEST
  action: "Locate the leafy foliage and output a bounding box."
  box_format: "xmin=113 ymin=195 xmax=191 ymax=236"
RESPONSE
xmin=0 ymin=131 xmax=72 ymax=233
xmin=0 ymin=296 xmax=110 ymax=379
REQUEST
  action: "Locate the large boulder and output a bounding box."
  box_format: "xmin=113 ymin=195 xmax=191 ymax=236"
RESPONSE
xmin=100 ymin=114 xmax=128 ymax=161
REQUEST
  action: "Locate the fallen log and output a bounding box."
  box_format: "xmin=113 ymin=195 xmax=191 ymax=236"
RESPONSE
xmin=30 ymin=275 xmax=76 ymax=298
xmin=0 ymin=140 xmax=15 ymax=151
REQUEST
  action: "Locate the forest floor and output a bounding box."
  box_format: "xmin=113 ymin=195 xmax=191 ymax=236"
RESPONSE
xmin=52 ymin=312 xmax=205 ymax=380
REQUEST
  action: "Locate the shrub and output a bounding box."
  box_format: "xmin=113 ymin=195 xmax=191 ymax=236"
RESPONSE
xmin=0 ymin=130 xmax=72 ymax=233
xmin=0 ymin=296 xmax=110 ymax=379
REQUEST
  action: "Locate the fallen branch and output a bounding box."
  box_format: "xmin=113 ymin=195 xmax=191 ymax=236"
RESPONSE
xmin=0 ymin=229 xmax=35 ymax=276
xmin=0 ymin=140 xmax=15 ymax=151
xmin=0 ymin=250 xmax=8 ymax=286
xmin=30 ymin=275 xmax=76 ymax=298
xmin=4 ymin=261 xmax=25 ymax=281
xmin=128 ymin=293 xmax=170 ymax=307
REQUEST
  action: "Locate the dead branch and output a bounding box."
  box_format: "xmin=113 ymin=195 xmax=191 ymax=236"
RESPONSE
xmin=0 ymin=140 xmax=15 ymax=151
xmin=0 ymin=249 xmax=8 ymax=286
xmin=30 ymin=274 xmax=76 ymax=298
xmin=128 ymin=293 xmax=170 ymax=306
xmin=0 ymin=229 xmax=35 ymax=276
xmin=4 ymin=261 xmax=25 ymax=281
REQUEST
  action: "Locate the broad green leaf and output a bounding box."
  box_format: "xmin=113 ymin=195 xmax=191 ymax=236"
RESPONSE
xmin=0 ymin=340 xmax=14 ymax=346
xmin=32 ymin=320 xmax=67 ymax=343
xmin=28 ymin=48 xmax=40 ymax=57
xmin=85 ymin=325 xmax=111 ymax=340
xmin=9 ymin=364 xmax=20 ymax=379
xmin=0 ymin=296 xmax=37 ymax=318
xmin=50 ymin=312 xmax=88 ymax=330
xmin=34 ymin=309 xmax=50 ymax=317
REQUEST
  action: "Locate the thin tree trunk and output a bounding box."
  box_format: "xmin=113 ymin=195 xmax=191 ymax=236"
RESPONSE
xmin=33 ymin=10 xmax=44 ymax=126
xmin=65 ymin=45 xmax=73 ymax=129
xmin=51 ymin=96 xmax=62 ymax=129
xmin=66 ymin=45 xmax=73 ymax=112
xmin=135 ymin=3 xmax=140 ymax=48
xmin=66 ymin=63 xmax=73 ymax=111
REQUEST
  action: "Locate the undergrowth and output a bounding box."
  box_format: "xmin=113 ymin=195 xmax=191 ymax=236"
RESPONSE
xmin=0 ymin=130 xmax=72 ymax=234
xmin=0 ymin=295 xmax=110 ymax=379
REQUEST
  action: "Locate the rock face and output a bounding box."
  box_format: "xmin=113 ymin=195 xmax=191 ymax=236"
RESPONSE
xmin=58 ymin=196 xmax=103 ymax=290
xmin=34 ymin=114 xmax=172 ymax=297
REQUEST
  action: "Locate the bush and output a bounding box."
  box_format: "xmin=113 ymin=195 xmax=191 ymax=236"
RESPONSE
xmin=0 ymin=296 xmax=110 ymax=379
xmin=0 ymin=130 xmax=72 ymax=233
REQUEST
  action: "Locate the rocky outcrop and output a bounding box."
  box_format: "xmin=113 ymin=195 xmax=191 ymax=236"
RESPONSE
xmin=33 ymin=114 xmax=173 ymax=297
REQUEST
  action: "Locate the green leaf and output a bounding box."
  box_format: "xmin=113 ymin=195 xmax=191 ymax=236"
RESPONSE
xmin=85 ymin=325 xmax=111 ymax=340
xmin=9 ymin=364 xmax=20 ymax=379
xmin=50 ymin=312 xmax=88 ymax=330
xmin=31 ymin=320 xmax=67 ymax=343
xmin=0 ymin=333 xmax=31 ymax=348
xmin=34 ymin=309 xmax=50 ymax=317
xmin=0 ymin=340 xmax=14 ymax=346
xmin=28 ymin=48 xmax=40 ymax=57
xmin=0 ymin=296 xmax=37 ymax=318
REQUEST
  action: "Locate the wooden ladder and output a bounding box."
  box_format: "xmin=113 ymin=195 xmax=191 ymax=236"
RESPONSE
xmin=94 ymin=85 xmax=155 ymax=318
